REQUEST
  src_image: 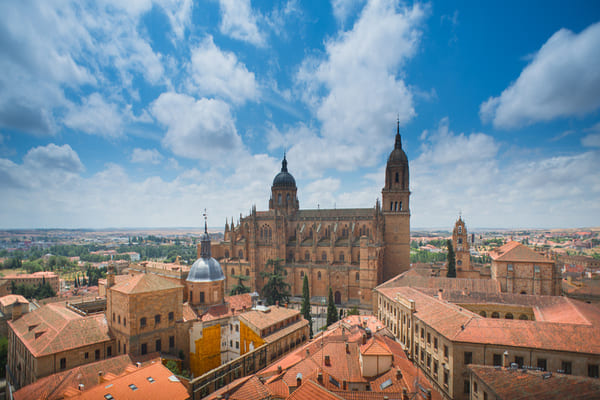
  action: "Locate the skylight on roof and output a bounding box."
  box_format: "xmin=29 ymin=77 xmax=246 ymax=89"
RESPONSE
xmin=104 ymin=395 xmax=113 ymax=400
xmin=329 ymin=376 xmax=340 ymax=388
xmin=380 ymin=378 xmax=393 ymax=390
xmin=147 ymin=376 xmax=155 ymax=383
xmin=129 ymin=384 xmax=138 ymax=391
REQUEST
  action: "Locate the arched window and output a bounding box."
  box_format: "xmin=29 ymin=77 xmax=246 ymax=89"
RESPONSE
xmin=317 ymin=271 xmax=321 ymax=280
xmin=355 ymin=272 xmax=360 ymax=281
xmin=398 ymin=201 xmax=402 ymax=211
xmin=519 ymin=314 xmax=528 ymax=320
xmin=300 ymin=271 xmax=304 ymax=278
xmin=395 ymin=172 xmax=399 ymax=183
xmin=322 ymin=252 xmax=327 ymax=262
xmin=286 ymin=193 xmax=290 ymax=205
xmin=224 ymin=250 xmax=229 ymax=258
xmin=457 ymin=260 xmax=462 ymax=266
xmin=491 ymin=312 xmax=500 ymax=319
xmin=458 ymin=226 xmax=462 ymax=234
xmin=479 ymin=311 xmax=487 ymax=317
xmin=289 ymin=252 xmax=294 ymax=261
xmin=239 ymin=250 xmax=243 ymax=259
xmin=231 ymin=268 xmax=234 ymax=275
xmin=305 ymin=251 xmax=310 ymax=261
xmin=245 ymin=269 xmax=250 ymax=276
xmin=278 ymin=193 xmax=282 ymax=205
xmin=339 ymin=253 xmax=345 ymax=262
xmin=390 ymin=202 xmax=394 ymax=211
xmin=520 ymin=291 xmax=527 ymax=295
xmin=505 ymin=313 xmax=513 ymax=319
xmin=458 ymin=238 xmax=463 ymax=244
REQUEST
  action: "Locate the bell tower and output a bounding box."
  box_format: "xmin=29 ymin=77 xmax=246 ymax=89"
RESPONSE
xmin=269 ymin=155 xmax=299 ymax=214
xmin=452 ymin=216 xmax=471 ymax=271
xmin=381 ymin=121 xmax=411 ymax=282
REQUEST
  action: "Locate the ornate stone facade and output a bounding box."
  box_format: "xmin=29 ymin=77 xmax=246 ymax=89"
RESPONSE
xmin=213 ymin=127 xmax=411 ymax=307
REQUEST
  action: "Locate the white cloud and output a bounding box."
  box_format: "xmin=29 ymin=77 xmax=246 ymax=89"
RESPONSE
xmin=582 ymin=134 xmax=600 ymax=147
xmin=131 ymin=148 xmax=164 ymax=164
xmin=63 ymin=93 xmax=126 ymax=138
xmin=218 ymin=0 xmax=266 ymax=47
xmin=151 ymin=92 xmax=244 ymax=162
xmin=331 ymin=0 xmax=365 ymax=25
xmin=290 ymin=0 xmax=427 ymax=173
xmin=480 ymin=22 xmax=600 ymax=129
xmin=187 ymin=36 xmax=259 ymax=104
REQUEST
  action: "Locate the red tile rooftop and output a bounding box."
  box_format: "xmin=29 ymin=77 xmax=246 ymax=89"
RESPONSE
xmin=489 ymin=241 xmax=551 ymax=263
xmin=110 ymin=272 xmax=183 ymax=294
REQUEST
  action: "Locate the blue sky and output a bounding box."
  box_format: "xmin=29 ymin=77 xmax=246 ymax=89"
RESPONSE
xmin=1 ymin=0 xmax=599 ymax=229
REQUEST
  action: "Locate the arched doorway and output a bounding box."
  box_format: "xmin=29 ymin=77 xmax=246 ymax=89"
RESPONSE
xmin=334 ymin=291 xmax=342 ymax=305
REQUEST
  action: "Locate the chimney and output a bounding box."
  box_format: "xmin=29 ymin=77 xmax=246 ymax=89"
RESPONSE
xmin=78 ymin=384 xmax=84 ymax=391
xmin=97 ymin=371 xmax=104 ymax=384
xmin=317 ymin=372 xmax=323 ymax=383
xmin=362 ymin=334 xmax=366 ymax=345
xmin=502 ymin=351 xmax=509 ymax=368
xmin=345 ymin=343 xmax=350 ymax=354
xmin=107 ymin=264 xmax=115 ymax=288
xmin=324 ymin=355 xmax=330 ymax=366
xmin=296 ymin=373 xmax=302 ymax=387
xmin=136 ymin=362 xmax=142 ymax=368
xmin=306 ymin=349 xmax=310 ymax=356
xmin=402 ymin=388 xmax=409 ymax=400
xmin=277 ymin=365 xmax=282 ymax=374
xmin=396 ymin=368 xmax=402 ymax=380
xmin=437 ymin=289 xmax=443 ymax=300
xmin=276 ymin=300 xmax=279 ymax=307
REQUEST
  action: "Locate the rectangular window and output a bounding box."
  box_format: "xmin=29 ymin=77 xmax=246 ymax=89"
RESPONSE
xmin=443 ymin=370 xmax=449 ymax=386
xmin=484 ymin=392 xmax=488 ymax=400
xmin=588 ymin=364 xmax=599 ymax=378
xmin=515 ymin=356 xmax=524 ymax=367
xmin=85 ymin=352 xmax=89 ymax=359
xmin=562 ymin=361 xmax=572 ymax=374
xmin=156 ymin=339 xmax=161 ymax=352
xmin=155 ymin=314 xmax=161 ymax=324
xmin=421 ymin=328 xmax=424 ymax=339
xmin=537 ymin=358 xmax=547 ymax=371
xmin=189 ymin=291 xmax=193 ymax=303
xmin=427 ymin=332 xmax=431 ymax=344
xmin=95 ymin=349 xmax=100 ymax=360
xmin=124 ymin=344 xmax=127 ymax=354
xmin=433 ymin=360 xmax=438 ymax=376
xmin=434 ymin=337 xmax=438 ymax=350
xmin=118 ymin=341 xmax=121 ymax=353
xmin=464 ymin=351 xmax=473 ymax=365
xmin=464 ymin=380 xmax=470 ymax=394
xmin=444 ymin=345 xmax=449 ymax=358
xmin=427 ymin=354 xmax=431 ymax=369
xmin=169 ymin=312 xmax=174 ymax=321
xmin=124 ymin=318 xmax=126 ymax=327
xmin=141 ymin=343 xmax=147 ymax=355
xmin=493 ymin=353 xmax=502 ymax=366
xmin=474 ymin=381 xmax=478 ymax=393
xmin=236 ymin=341 xmax=239 ymax=349
xmin=140 ymin=317 xmax=146 ymax=328
xmin=200 ymin=292 xmax=205 ymax=303
xmin=60 ymin=357 xmax=66 ymax=370
xmin=107 ymin=346 xmax=112 ymax=357
xmin=169 ymin=336 xmax=175 ymax=348
xmin=236 ymin=324 xmax=239 ymax=332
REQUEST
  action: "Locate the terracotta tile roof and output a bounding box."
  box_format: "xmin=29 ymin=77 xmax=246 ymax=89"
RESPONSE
xmin=378 ymin=286 xmax=600 ymax=355
xmin=263 ymin=319 xmax=309 ymax=343
xmin=12 ymin=355 xmax=157 ymax=400
xmin=201 ymin=294 xmax=254 ymax=322
xmin=0 ymin=294 xmax=28 ymax=307
xmin=182 ymin=303 xmax=198 ymax=322
xmin=359 ymin=337 xmax=392 ymax=356
xmin=287 ymin=379 xmax=345 ymax=400
xmin=225 ymin=293 xmax=253 ymax=311
xmin=489 ymin=241 xmax=552 ymax=263
xmin=69 ymin=360 xmax=189 ymax=400
xmin=206 ymin=375 xmax=273 ymax=400
xmin=110 ymin=273 xmax=183 ymax=294
xmin=2 ymin=271 xmax=59 ymax=279
xmin=8 ymin=303 xmax=112 ymax=357
xmin=239 ymin=306 xmax=301 ymax=330
xmin=375 ymin=267 xmax=501 ymax=293
xmin=469 ymin=365 xmax=600 ymax=400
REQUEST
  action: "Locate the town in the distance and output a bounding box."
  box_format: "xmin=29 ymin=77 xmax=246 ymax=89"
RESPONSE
xmin=0 ymin=132 xmax=599 ymax=400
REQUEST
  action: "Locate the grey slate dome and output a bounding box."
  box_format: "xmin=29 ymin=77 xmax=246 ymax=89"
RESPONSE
xmin=187 ymin=218 xmax=225 ymax=283
xmin=388 ymin=129 xmax=408 ymax=166
xmin=272 ymin=155 xmax=296 ymax=188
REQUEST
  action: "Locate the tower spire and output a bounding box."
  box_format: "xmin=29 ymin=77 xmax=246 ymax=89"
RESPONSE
xmin=281 ymin=153 xmax=288 ymax=172
xmin=203 ymin=208 xmax=207 ymax=234
xmin=395 ymin=117 xmax=401 ymax=150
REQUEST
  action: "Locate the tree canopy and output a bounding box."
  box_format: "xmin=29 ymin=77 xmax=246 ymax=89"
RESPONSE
xmin=300 ymin=274 xmax=313 ymax=338
xmin=230 ymin=274 xmax=251 ymax=295
xmin=446 ymin=239 xmax=456 ymax=278
xmin=260 ymin=259 xmax=290 ymax=306
xmin=326 ymin=287 xmax=338 ymax=326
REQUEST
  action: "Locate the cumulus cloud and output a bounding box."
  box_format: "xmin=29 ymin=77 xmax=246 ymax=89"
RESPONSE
xmin=187 ymin=36 xmax=259 ymax=104
xmin=331 ymin=0 xmax=365 ymax=25
xmin=288 ymin=0 xmax=426 ymax=174
xmin=218 ymin=0 xmax=266 ymax=47
xmin=151 ymin=92 xmax=244 ymax=162
xmin=131 ymin=148 xmax=164 ymax=164
xmin=480 ymin=22 xmax=600 ymax=129
xmin=0 ymin=0 xmax=191 ymax=137
xmin=63 ymin=93 xmax=126 ymax=138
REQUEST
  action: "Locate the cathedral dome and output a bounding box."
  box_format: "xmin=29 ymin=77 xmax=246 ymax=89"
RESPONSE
xmin=187 ymin=257 xmax=225 ymax=282
xmin=187 ymin=217 xmax=225 ymax=283
xmin=272 ymin=155 xmax=296 ymax=188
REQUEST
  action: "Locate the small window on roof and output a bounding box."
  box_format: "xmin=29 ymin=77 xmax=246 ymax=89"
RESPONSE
xmin=104 ymin=395 xmax=114 ymax=400
xmin=129 ymin=384 xmax=138 ymax=391
xmin=147 ymin=376 xmax=155 ymax=383
xmin=380 ymin=378 xmax=393 ymax=390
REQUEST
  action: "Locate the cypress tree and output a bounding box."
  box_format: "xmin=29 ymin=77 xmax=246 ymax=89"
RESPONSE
xmin=326 ymin=287 xmax=338 ymax=326
xmin=447 ymin=239 xmax=456 ymax=278
xmin=300 ymin=275 xmax=313 ymax=338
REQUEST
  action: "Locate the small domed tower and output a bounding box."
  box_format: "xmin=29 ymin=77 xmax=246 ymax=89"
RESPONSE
xmin=452 ymin=216 xmax=471 ymax=271
xmin=381 ymin=120 xmax=411 ymax=282
xmin=269 ymin=154 xmax=299 ymax=214
xmin=187 ymin=212 xmax=225 ymax=310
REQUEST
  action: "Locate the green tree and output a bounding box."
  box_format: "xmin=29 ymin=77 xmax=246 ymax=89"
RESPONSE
xmin=0 ymin=336 xmax=7 ymax=376
xmin=260 ymin=259 xmax=290 ymax=306
xmin=230 ymin=274 xmax=251 ymax=295
xmin=300 ymin=275 xmax=313 ymax=338
xmin=165 ymin=359 xmax=181 ymax=375
xmin=446 ymin=239 xmax=456 ymax=278
xmin=347 ymin=305 xmax=360 ymax=316
xmin=326 ymin=287 xmax=338 ymax=326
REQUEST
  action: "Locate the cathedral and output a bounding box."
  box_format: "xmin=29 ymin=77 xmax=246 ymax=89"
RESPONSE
xmin=212 ymin=125 xmax=411 ymax=307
